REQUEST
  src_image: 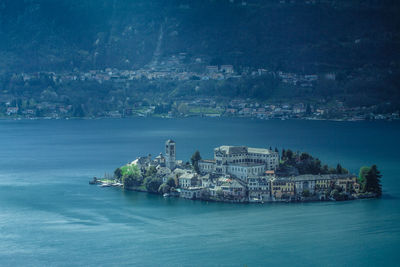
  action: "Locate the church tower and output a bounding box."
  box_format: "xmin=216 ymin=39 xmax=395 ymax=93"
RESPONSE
xmin=165 ymin=139 xmax=176 ymax=169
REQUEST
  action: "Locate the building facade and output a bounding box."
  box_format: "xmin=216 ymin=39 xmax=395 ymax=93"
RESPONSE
xmin=248 ymin=177 xmax=271 ymax=202
xmin=199 ymin=145 xmax=279 ymax=180
xmin=165 ymin=139 xmax=176 ymax=170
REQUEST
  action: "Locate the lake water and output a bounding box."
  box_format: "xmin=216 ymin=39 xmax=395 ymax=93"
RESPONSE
xmin=0 ymin=118 xmax=399 ymax=266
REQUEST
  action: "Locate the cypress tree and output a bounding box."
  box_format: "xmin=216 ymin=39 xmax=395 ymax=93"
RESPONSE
xmin=365 ymin=165 xmax=382 ymax=197
xmin=336 ymin=164 xmax=343 ymax=174
xmin=191 ymin=150 xmax=202 ymax=173
xmin=358 ymin=166 xmax=371 ymax=192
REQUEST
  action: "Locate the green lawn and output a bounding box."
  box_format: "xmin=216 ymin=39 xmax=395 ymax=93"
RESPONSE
xmin=189 ymin=106 xmax=222 ymax=114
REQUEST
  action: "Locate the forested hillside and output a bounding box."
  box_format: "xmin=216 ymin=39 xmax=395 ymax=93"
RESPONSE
xmin=1 ymin=0 xmax=400 ymax=116
xmin=1 ymin=0 xmax=399 ymax=72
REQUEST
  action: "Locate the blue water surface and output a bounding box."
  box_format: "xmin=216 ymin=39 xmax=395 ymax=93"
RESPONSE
xmin=0 ymin=118 xmax=399 ymax=266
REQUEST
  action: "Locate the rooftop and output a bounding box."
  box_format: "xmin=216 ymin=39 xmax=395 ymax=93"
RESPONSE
xmin=200 ymin=159 xmax=216 ymax=163
xmin=248 ymin=147 xmax=274 ymax=155
xmin=217 ymin=146 xmax=247 ymax=155
xmin=215 ymin=145 xmax=275 ymax=155
xmin=229 ymin=162 xmax=266 ymax=167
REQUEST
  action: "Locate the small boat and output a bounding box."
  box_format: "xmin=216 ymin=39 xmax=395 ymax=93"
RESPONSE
xmin=100 ymin=183 xmax=111 ymax=187
xmin=163 ymin=193 xmax=170 ymax=198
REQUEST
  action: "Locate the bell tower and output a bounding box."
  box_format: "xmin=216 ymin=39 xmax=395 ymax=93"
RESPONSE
xmin=165 ymin=139 xmax=176 ymax=169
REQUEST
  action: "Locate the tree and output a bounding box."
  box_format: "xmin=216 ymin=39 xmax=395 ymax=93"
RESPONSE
xmin=306 ymin=104 xmax=312 ymax=115
xmin=145 ymin=176 xmax=163 ymax=193
xmin=302 ymin=189 xmax=311 ymax=197
xmin=122 ymin=173 xmax=143 ymax=188
xmin=281 ymin=149 xmax=286 ymax=160
xmin=114 ymin=167 xmax=123 ymax=180
xmin=322 ymin=165 xmax=329 ymax=174
xmin=191 ymin=150 xmax=202 ymax=173
xmin=145 ymin=166 xmax=157 ymax=177
xmin=364 ymin=165 xmax=382 ymax=197
xmin=358 ymin=166 xmax=371 ymax=190
xmin=166 ymin=177 xmax=176 ymax=188
xmin=300 ymin=152 xmax=311 ymax=161
xmin=286 ymin=149 xmax=294 ymax=161
xmin=330 ymin=189 xmax=340 ymax=200
xmin=158 ymin=183 xmax=171 ymax=194
xmin=121 ymin=164 xmax=140 ymax=177
xmin=73 ymin=104 xmax=85 ymax=117
xmin=177 ymin=103 xmax=189 ymax=114
xmin=336 ymin=164 xmax=343 ymax=174
xmin=200 ymin=188 xmax=211 ymax=200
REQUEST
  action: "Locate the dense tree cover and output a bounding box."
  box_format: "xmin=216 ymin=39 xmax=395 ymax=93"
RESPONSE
xmin=2 ymin=69 xmax=400 ymax=115
xmin=144 ymin=176 xmax=163 ymax=193
xmin=1 ymin=0 xmax=399 ymax=73
xmin=158 ymin=176 xmax=178 ymax=194
xmin=329 ymin=186 xmax=349 ymax=201
xmin=158 ymin=183 xmax=171 ymax=194
xmin=278 ymin=150 xmax=349 ymax=175
xmin=1 ymin=1 xmax=399 ymax=110
xmin=122 ymin=173 xmax=143 ymax=188
xmin=120 ymin=164 xmax=142 ymax=187
xmin=121 ymin=164 xmax=140 ymax=177
xmin=359 ymin=165 xmax=382 ymax=197
xmin=358 ymin=166 xmax=371 ymax=186
xmin=114 ymin=167 xmax=123 ymax=180
xmin=115 ymin=163 xmax=193 ymax=195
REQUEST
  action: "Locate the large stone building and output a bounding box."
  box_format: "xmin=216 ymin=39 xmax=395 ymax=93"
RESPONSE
xmin=198 ymin=145 xmax=279 ymax=180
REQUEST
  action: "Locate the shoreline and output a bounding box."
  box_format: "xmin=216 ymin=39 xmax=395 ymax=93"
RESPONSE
xmin=96 ymin=181 xmax=378 ymax=204
xmin=1 ymin=115 xmax=398 ymax=123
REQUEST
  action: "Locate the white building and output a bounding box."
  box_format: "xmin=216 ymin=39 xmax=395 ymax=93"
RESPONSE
xmin=198 ymin=160 xmax=216 ymax=173
xmin=199 ymin=145 xmax=279 ymax=180
xmin=178 ymin=172 xmax=197 ymax=188
xmin=180 ymin=187 xmax=204 ymax=199
xmin=248 ymin=177 xmax=271 ymax=202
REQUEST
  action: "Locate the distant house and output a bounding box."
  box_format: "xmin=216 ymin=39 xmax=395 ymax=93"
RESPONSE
xmin=180 ymin=187 xmax=204 ymax=199
xmin=248 ymin=177 xmax=270 ymax=202
xmin=206 ymin=65 xmax=218 ymax=74
xmin=270 ymin=178 xmax=295 ymax=200
xmin=198 ymin=160 xmax=216 ymax=173
xmin=178 ymin=172 xmax=198 ymax=188
xmin=304 ymin=74 xmax=318 ymax=81
xmin=220 ymin=65 xmax=234 ymax=74
xmin=220 ymin=179 xmax=246 ymax=198
xmin=155 ymin=153 xmax=166 ymax=166
xmin=7 ymin=107 xmax=18 ymax=115
xmin=225 ymin=108 xmax=237 ymax=115
xmin=257 ymin=69 xmax=268 ymax=76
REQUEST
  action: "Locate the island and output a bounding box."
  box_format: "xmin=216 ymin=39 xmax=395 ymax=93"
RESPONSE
xmin=91 ymin=139 xmax=382 ymax=203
